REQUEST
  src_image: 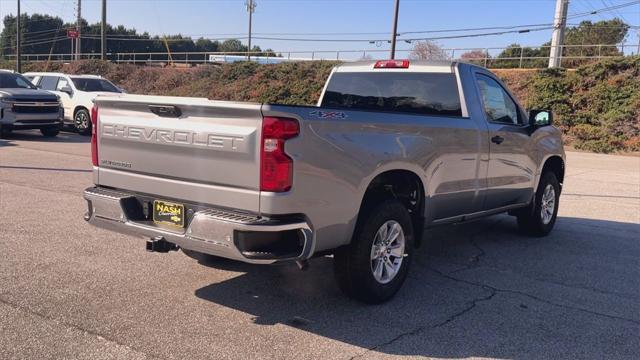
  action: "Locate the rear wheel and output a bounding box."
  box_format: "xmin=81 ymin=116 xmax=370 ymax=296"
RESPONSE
xmin=40 ymin=127 xmax=59 ymax=137
xmin=334 ymin=199 xmax=413 ymax=304
xmin=74 ymin=108 xmax=92 ymax=136
xmin=517 ymin=171 xmax=560 ymax=236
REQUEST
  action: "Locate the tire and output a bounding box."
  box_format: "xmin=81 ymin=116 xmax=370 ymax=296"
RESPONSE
xmin=334 ymin=199 xmax=414 ymax=304
xmin=517 ymin=171 xmax=560 ymax=236
xmin=40 ymin=127 xmax=59 ymax=137
xmin=74 ymin=108 xmax=92 ymax=136
xmin=0 ymin=126 xmax=11 ymax=138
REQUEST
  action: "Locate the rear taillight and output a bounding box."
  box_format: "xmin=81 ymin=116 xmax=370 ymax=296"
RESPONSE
xmin=91 ymin=105 xmax=99 ymax=167
xmin=374 ymin=59 xmax=410 ymax=69
xmin=260 ymin=116 xmax=299 ymax=192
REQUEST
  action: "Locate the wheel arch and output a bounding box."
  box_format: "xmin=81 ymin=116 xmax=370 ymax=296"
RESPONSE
xmin=538 ymin=155 xmax=565 ymax=190
xmin=531 ymin=155 xmax=565 ymax=201
xmin=355 ymin=168 xmax=427 ymax=247
xmin=73 ymin=105 xmax=90 ymax=118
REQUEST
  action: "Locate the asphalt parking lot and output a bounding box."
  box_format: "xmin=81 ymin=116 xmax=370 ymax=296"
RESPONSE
xmin=1 ymin=130 xmax=639 ymax=360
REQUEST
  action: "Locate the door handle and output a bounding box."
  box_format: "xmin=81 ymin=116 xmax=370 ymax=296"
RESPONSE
xmin=491 ymin=135 xmax=504 ymax=144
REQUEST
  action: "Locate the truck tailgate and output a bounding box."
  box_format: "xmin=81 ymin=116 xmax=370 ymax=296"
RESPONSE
xmin=94 ymin=95 xmax=262 ymax=212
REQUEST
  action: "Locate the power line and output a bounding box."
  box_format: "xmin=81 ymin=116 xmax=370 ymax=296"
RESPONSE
xmin=601 ymin=0 xmax=631 ymax=23
xmin=36 ymin=21 xmax=637 ymax=40
xmin=9 ymin=7 xmax=638 ymax=40
xmin=79 ymin=25 xmax=556 ymax=43
xmin=76 ymin=21 xmax=637 ymax=44
xmin=569 ymin=0 xmax=640 ymax=18
xmin=2 ymin=36 xmax=69 ymax=51
xmin=8 ymin=0 xmax=638 ymax=51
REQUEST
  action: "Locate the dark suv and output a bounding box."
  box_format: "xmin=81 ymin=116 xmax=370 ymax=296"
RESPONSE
xmin=0 ymin=70 xmax=63 ymax=138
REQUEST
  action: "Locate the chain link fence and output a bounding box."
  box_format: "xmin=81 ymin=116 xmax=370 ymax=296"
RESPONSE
xmin=3 ymin=43 xmax=638 ymax=69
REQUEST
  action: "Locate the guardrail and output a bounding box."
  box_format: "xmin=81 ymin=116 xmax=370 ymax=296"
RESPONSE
xmin=2 ymin=43 xmax=638 ymax=68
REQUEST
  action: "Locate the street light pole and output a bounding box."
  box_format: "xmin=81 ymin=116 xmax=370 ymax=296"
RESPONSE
xmin=548 ymin=0 xmax=569 ymax=68
xmin=390 ymin=0 xmax=400 ymax=59
xmin=76 ymin=0 xmax=82 ymax=60
xmin=101 ymin=0 xmax=107 ymax=60
xmin=246 ymin=0 xmax=256 ymax=61
xmin=16 ymin=0 xmax=22 ymax=72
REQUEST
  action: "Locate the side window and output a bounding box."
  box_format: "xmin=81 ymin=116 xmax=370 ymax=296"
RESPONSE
xmin=476 ymin=75 xmax=521 ymax=125
xmin=39 ymin=76 xmax=59 ymax=91
xmin=56 ymin=78 xmax=69 ymax=91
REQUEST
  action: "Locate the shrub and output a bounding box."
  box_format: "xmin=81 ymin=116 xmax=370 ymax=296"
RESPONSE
xmin=9 ymin=57 xmax=639 ymax=153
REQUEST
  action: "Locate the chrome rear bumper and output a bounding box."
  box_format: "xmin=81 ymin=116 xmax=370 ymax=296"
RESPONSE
xmin=83 ymin=186 xmax=314 ymax=264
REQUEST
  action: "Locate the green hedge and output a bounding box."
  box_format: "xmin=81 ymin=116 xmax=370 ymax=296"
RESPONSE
xmin=3 ymin=56 xmax=638 ymax=153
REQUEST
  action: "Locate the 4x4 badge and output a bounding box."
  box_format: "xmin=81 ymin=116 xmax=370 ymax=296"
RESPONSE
xmin=310 ymin=110 xmax=347 ymax=119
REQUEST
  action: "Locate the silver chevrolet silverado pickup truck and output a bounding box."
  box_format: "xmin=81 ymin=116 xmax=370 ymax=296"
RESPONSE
xmin=83 ymin=60 xmax=565 ymax=303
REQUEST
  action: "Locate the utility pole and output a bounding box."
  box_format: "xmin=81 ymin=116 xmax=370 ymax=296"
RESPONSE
xmin=246 ymin=0 xmax=256 ymax=61
xmin=101 ymin=0 xmax=107 ymax=60
xmin=390 ymin=0 xmax=400 ymax=59
xmin=548 ymin=0 xmax=569 ymax=68
xmin=76 ymin=0 xmax=82 ymax=60
xmin=16 ymin=0 xmax=21 ymax=72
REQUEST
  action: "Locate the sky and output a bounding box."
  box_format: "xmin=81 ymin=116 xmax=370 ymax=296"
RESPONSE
xmin=0 ymin=0 xmax=638 ymax=59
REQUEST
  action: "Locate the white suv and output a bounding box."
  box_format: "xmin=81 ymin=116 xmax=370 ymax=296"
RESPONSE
xmin=23 ymin=72 xmax=123 ymax=135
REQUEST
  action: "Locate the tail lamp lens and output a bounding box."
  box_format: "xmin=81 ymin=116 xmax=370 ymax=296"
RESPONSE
xmin=90 ymin=105 xmax=99 ymax=167
xmin=260 ymin=116 xmax=299 ymax=192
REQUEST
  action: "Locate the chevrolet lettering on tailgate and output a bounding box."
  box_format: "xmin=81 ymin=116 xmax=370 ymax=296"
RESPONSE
xmin=101 ymin=124 xmax=248 ymax=152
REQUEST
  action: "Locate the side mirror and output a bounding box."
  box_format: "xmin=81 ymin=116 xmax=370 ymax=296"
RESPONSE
xmin=60 ymin=85 xmax=73 ymax=95
xmin=529 ymin=110 xmax=553 ymax=129
xmin=118 ymin=87 xmax=127 ymax=94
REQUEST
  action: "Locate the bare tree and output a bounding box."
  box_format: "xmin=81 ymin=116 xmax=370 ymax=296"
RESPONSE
xmin=459 ymin=49 xmax=488 ymax=66
xmin=460 ymin=49 xmax=487 ymax=60
xmin=409 ymin=41 xmax=448 ymax=60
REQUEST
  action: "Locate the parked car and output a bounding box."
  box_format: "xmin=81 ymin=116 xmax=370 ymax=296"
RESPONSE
xmin=23 ymin=72 xmax=123 ymax=135
xmin=0 ymin=70 xmax=63 ymax=138
xmin=82 ymin=60 xmax=565 ymax=303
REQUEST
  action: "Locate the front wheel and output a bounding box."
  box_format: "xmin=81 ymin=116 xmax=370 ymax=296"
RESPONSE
xmin=517 ymin=171 xmax=560 ymax=236
xmin=334 ymin=199 xmax=414 ymax=304
xmin=0 ymin=126 xmax=11 ymax=138
xmin=40 ymin=127 xmax=60 ymax=137
xmin=74 ymin=108 xmax=92 ymax=136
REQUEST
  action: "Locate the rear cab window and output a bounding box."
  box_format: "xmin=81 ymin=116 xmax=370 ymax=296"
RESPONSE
xmin=320 ymin=71 xmax=463 ymax=117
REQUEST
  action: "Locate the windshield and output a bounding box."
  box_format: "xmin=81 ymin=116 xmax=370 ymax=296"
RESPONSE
xmin=0 ymin=73 xmax=37 ymax=89
xmin=70 ymin=77 xmax=121 ymax=93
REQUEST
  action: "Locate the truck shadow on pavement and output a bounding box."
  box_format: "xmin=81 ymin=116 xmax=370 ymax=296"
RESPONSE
xmin=0 ymin=129 xmax=90 ymax=144
xmin=194 ymin=215 xmax=640 ymax=358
